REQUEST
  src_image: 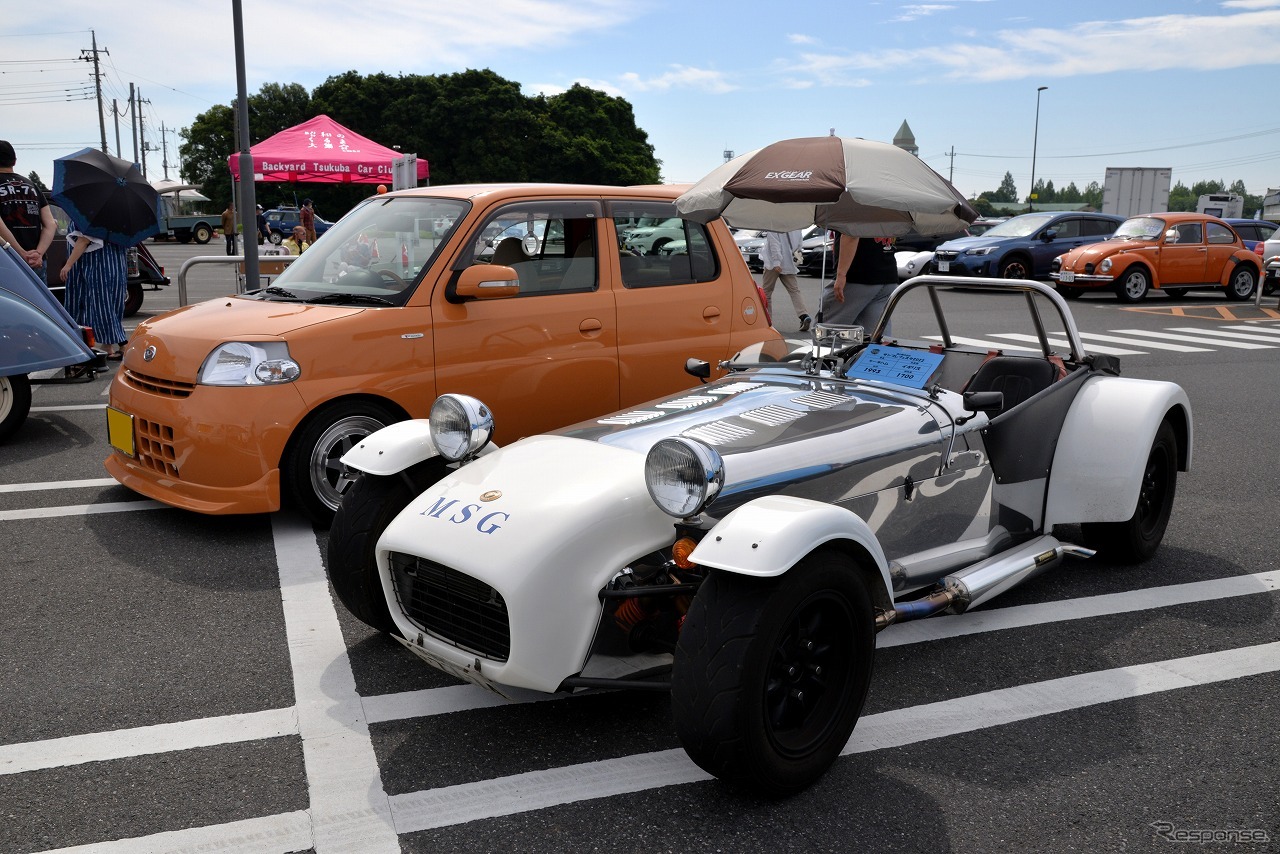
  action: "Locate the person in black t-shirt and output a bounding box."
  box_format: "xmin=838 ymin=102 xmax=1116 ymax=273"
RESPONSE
xmin=819 ymin=232 xmax=897 ymax=331
xmin=0 ymin=140 xmax=56 ymax=283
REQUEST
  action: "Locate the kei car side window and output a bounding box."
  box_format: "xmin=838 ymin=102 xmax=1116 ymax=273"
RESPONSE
xmin=608 ymin=200 xmax=720 ymax=289
xmin=1206 ymin=222 xmax=1236 ymax=244
xmin=467 ymin=201 xmax=601 ymax=295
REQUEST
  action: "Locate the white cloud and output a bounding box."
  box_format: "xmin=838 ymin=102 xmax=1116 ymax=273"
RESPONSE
xmin=618 ymin=66 xmax=737 ymax=94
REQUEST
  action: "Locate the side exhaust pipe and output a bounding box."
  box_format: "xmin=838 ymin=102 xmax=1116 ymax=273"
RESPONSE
xmin=876 ymin=535 xmax=1095 ymax=629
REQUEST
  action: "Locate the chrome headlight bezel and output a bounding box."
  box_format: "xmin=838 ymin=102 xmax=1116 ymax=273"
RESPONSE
xmin=197 ymin=341 xmax=300 ymax=386
xmin=1100 ymin=258 xmax=1113 ymax=273
xmin=429 ymin=394 xmax=494 ymax=461
xmin=965 ymin=246 xmax=997 ymax=256
xmin=645 ymin=437 xmax=724 ymax=519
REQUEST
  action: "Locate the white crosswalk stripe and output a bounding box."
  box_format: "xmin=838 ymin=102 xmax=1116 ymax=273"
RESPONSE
xmin=1167 ymin=326 xmax=1280 ymax=343
xmin=992 ymin=332 xmax=1145 ymax=355
xmin=1077 ymin=332 xmax=1211 ymax=352
xmin=1110 ymin=328 xmax=1274 ymax=349
xmin=929 ymin=324 xmax=1280 ymax=357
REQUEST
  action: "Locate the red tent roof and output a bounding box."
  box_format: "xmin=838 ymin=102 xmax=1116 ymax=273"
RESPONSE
xmin=227 ymin=114 xmax=429 ymax=184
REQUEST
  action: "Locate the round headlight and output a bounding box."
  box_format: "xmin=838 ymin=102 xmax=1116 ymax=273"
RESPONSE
xmin=1100 ymin=258 xmax=1112 ymax=273
xmin=645 ymin=437 xmax=724 ymax=518
xmin=429 ymin=394 xmax=494 ymax=461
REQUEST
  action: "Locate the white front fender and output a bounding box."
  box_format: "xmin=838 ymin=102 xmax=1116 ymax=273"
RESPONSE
xmin=339 ymin=419 xmax=502 ymax=476
xmin=690 ymin=495 xmax=892 ymax=601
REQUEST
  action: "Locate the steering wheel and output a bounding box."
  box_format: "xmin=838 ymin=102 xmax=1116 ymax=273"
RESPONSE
xmin=376 ymin=269 xmax=406 ymax=289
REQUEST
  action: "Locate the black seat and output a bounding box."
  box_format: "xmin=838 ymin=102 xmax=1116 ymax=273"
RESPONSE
xmin=964 ymin=356 xmax=1057 ymax=413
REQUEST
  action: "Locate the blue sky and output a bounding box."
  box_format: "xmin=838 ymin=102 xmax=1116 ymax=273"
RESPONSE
xmin=7 ymin=0 xmax=1280 ymax=205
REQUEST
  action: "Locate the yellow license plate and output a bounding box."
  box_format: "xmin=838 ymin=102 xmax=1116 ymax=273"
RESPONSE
xmin=106 ymin=406 xmax=136 ymax=457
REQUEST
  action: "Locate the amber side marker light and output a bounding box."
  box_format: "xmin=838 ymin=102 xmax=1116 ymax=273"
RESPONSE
xmin=672 ymin=537 xmax=699 ymax=570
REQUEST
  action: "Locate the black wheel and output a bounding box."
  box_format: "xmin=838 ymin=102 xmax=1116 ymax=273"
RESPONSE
xmin=0 ymin=374 xmax=33 ymax=443
xmin=1264 ymin=276 xmax=1277 ymax=296
xmin=1114 ymin=267 xmax=1150 ymax=303
xmin=123 ymin=281 xmax=144 ymax=317
xmin=269 ymin=231 xmax=284 ymax=245
xmin=672 ymin=550 xmax=874 ymax=796
xmin=1163 ymin=287 xmax=1188 ymax=299
xmin=1225 ymin=265 xmax=1257 ymax=301
xmin=1057 ymin=285 xmax=1082 ymax=300
xmin=283 ymin=400 xmax=402 ymax=526
xmin=997 ymin=256 xmax=1031 ymax=279
xmin=327 ymin=459 xmax=447 ymax=634
xmin=177 ymin=232 xmax=192 ymax=245
xmin=192 ymin=223 xmax=213 ymax=244
xmin=1081 ymin=421 xmax=1177 ymax=563
xmin=649 ymin=238 xmax=671 ymax=256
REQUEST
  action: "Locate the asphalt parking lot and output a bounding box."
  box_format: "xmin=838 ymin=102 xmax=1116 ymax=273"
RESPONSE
xmin=2 ymin=240 xmax=1278 ymax=853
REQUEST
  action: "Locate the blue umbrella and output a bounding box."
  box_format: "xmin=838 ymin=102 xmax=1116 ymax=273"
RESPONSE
xmin=51 ymin=148 xmax=164 ymax=247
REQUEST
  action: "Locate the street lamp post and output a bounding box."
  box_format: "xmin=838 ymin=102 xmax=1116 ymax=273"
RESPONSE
xmin=1029 ymin=86 xmax=1048 ymax=213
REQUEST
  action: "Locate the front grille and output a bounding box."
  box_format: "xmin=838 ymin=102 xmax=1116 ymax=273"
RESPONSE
xmin=934 ymin=250 xmax=959 ymax=261
xmin=122 ymin=369 xmax=196 ymax=398
xmin=135 ymin=418 xmax=179 ymax=478
xmin=388 ymin=553 xmax=511 ymax=661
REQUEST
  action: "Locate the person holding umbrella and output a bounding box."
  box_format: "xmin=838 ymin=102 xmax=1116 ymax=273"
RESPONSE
xmin=50 ymin=148 xmax=164 ymax=363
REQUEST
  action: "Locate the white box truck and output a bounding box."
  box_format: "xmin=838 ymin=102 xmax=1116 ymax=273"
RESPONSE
xmin=1101 ymin=167 xmax=1172 ymax=218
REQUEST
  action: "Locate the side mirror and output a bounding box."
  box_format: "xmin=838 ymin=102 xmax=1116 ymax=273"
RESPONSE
xmin=685 ymin=358 xmax=712 ymax=382
xmin=962 ymin=390 xmax=1004 ymax=413
xmin=1041 ymin=228 xmax=1058 ymax=242
xmin=1165 ymin=229 xmax=1179 ymax=243
xmin=455 ymin=264 xmax=520 ymax=300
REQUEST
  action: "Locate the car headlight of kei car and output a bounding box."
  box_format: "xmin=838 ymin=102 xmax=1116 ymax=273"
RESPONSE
xmin=429 ymin=394 xmax=494 ymax=461
xmin=965 ymin=246 xmax=997 ymax=256
xmin=645 ymin=437 xmax=724 ymax=519
xmin=198 ymin=342 xmax=300 ymax=386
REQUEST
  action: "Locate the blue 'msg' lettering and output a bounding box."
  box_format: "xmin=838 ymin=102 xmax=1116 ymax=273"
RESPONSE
xmin=450 ymin=504 xmax=479 ymax=524
xmin=423 ymin=497 xmax=457 ymax=518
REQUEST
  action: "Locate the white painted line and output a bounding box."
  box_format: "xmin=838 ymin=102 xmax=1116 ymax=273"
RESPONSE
xmin=1167 ymin=326 xmax=1280 ymax=344
xmin=878 ymin=570 xmax=1278 ymax=647
xmin=387 ymin=642 xmax=1280 ymax=833
xmin=0 ymin=708 xmax=298 ymax=776
xmin=0 ymin=478 xmax=118 ymax=494
xmin=991 ymin=332 xmax=1144 ymax=356
xmin=29 ymin=404 xmax=107 ymax=412
xmin=1110 ymin=328 xmax=1272 ymax=349
xmin=1224 ymin=324 xmax=1280 ymax=336
xmin=362 ymin=683 xmax=554 ymax=725
xmin=845 ymin=641 xmax=1280 ymax=753
xmin=1079 ymin=331 xmax=1210 ymax=352
xmin=923 ymin=335 xmax=1039 ymax=353
xmin=43 ymin=810 xmax=313 ymax=854
xmin=0 ymin=499 xmax=166 ymax=521
xmin=270 ymin=514 xmax=400 ymax=853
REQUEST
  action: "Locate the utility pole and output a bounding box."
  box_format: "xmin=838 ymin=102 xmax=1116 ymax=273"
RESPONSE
xmin=130 ymin=83 xmax=139 ymax=164
xmin=138 ymin=91 xmax=156 ymax=178
xmin=113 ymin=99 xmax=122 ymax=158
xmin=81 ymin=30 xmax=109 ymax=153
xmin=160 ymin=121 xmax=170 ymax=180
xmin=947 ymin=146 xmax=956 ymax=183
xmin=164 ymin=126 xmax=182 ymax=179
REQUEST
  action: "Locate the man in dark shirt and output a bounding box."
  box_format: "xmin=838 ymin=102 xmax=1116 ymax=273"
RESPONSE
xmin=0 ymin=140 xmax=56 ymax=283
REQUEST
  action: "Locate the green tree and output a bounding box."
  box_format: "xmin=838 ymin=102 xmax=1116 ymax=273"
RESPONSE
xmin=1167 ymin=181 xmax=1194 ymax=212
xmin=1082 ymin=181 xmax=1103 ymax=210
xmin=1058 ymin=181 xmax=1082 ymax=203
xmin=986 ymin=171 xmax=1018 ymax=203
xmin=27 ymin=171 xmax=48 ymax=194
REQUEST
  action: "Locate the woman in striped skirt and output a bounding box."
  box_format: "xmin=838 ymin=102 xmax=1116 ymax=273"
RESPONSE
xmin=59 ymin=230 xmax=128 ymax=359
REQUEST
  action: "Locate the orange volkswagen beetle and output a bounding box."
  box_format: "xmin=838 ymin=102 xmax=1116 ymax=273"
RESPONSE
xmin=1050 ymin=211 xmax=1262 ymax=303
xmin=104 ymin=184 xmax=780 ymax=523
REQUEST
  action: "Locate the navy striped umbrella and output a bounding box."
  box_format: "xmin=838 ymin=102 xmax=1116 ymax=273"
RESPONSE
xmin=52 ymin=148 xmax=163 ymax=247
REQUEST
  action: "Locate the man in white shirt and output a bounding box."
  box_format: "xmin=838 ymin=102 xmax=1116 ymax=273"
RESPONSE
xmin=761 ymin=228 xmax=811 ymax=331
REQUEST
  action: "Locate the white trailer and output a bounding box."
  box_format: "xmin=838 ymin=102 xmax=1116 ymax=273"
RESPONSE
xmin=1101 ymin=167 xmax=1172 ymax=218
xmin=1196 ymin=193 xmax=1244 ymax=219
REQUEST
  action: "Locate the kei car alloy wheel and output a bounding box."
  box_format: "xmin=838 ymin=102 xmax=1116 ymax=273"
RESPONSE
xmin=672 ymin=549 xmax=874 ymax=796
xmin=285 ymin=401 xmax=400 ymax=526
xmin=1225 ymin=266 xmax=1257 ymax=301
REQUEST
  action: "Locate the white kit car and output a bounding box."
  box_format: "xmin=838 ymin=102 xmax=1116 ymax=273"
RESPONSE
xmin=329 ymin=277 xmax=1193 ymax=795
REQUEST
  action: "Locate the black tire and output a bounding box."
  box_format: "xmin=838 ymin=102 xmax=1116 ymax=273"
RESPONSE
xmin=283 ymin=400 xmax=402 ymax=526
xmin=997 ymin=255 xmax=1031 ymax=279
xmin=649 ymin=238 xmax=670 ymax=256
xmin=1225 ymin=265 xmax=1257 ymax=301
xmin=0 ymin=374 xmax=33 ymax=443
xmin=268 ymin=231 xmax=284 ymax=246
xmin=327 ymin=459 xmax=447 ymax=634
xmin=123 ymin=281 xmax=144 ymax=317
xmin=1114 ymin=267 xmax=1150 ymax=303
xmin=1057 ymin=285 xmax=1083 ymax=300
xmin=177 ymin=231 xmax=192 ymax=245
xmin=1163 ymin=287 xmax=1188 ymax=299
xmin=672 ymin=550 xmax=875 ymax=796
xmin=192 ymin=223 xmax=213 ymax=244
xmin=1081 ymin=421 xmax=1177 ymax=563
xmin=1264 ymin=276 xmax=1277 ymax=297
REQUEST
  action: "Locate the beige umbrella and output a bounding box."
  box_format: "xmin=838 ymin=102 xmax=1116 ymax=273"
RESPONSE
xmin=676 ymin=136 xmax=978 ymax=237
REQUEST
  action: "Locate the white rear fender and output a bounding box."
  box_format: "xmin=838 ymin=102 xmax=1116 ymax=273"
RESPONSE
xmin=339 ymin=419 xmax=499 ymax=476
xmin=1046 ymin=376 xmax=1192 ymax=526
xmin=690 ymin=495 xmax=893 ymax=602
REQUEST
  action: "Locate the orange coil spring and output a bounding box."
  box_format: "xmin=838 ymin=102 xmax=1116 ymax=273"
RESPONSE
xmin=613 ymin=597 xmax=650 ymax=634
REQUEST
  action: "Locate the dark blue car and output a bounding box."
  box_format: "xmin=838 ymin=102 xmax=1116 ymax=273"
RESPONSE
xmin=1 ymin=243 xmax=101 ymax=442
xmin=932 ymin=212 xmax=1122 ymax=279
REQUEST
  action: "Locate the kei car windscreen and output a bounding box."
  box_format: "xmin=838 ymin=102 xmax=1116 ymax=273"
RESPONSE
xmin=261 ymin=196 xmax=469 ymax=304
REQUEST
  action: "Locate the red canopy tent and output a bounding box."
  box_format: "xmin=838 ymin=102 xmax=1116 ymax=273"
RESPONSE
xmin=227 ymin=114 xmax=429 ymax=184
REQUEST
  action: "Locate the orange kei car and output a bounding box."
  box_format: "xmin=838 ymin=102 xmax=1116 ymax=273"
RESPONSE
xmin=1050 ymin=211 xmax=1263 ymax=303
xmin=104 ymin=184 xmax=780 ymax=522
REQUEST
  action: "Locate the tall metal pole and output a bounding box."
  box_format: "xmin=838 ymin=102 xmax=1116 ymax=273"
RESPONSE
xmin=232 ymin=0 xmax=259 ymax=289
xmin=1029 ymin=86 xmax=1048 ymax=213
xmin=130 ymin=83 xmax=139 ymax=164
xmin=113 ymin=99 xmax=122 ymax=158
xmin=84 ymin=30 xmax=109 ymax=153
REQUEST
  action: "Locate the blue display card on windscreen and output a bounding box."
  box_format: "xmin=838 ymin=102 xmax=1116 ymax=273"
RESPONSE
xmin=846 ymin=345 xmax=943 ymax=389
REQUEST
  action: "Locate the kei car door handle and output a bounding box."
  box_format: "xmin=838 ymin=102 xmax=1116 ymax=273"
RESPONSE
xmin=703 ymin=306 xmax=722 ymax=320
xmin=580 ymin=318 xmax=603 ymax=333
